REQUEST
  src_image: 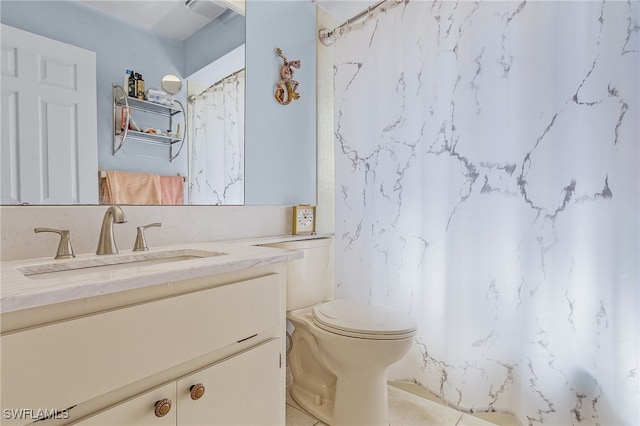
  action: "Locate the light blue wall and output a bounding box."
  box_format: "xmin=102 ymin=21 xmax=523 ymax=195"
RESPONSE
xmin=245 ymin=0 xmax=317 ymax=205
xmin=185 ymin=10 xmax=245 ymax=77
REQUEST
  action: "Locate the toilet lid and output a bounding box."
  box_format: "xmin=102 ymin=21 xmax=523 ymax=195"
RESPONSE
xmin=312 ymin=299 xmax=417 ymax=339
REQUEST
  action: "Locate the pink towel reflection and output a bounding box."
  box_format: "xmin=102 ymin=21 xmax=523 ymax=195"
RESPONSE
xmin=101 ymin=171 xmax=161 ymax=205
xmin=159 ymin=175 xmax=185 ymax=205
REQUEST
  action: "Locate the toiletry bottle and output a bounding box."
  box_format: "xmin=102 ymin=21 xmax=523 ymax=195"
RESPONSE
xmin=128 ymin=71 xmax=137 ymax=98
xmin=124 ymin=69 xmax=131 ymax=94
xmin=137 ymin=74 xmax=145 ymax=100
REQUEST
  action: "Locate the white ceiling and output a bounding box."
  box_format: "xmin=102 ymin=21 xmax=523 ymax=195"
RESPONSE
xmin=79 ymin=0 xmax=237 ymax=41
xmin=80 ymin=0 xmax=373 ymax=42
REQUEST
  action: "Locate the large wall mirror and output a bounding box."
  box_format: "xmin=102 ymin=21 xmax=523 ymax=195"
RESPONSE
xmin=0 ymin=0 xmax=317 ymax=206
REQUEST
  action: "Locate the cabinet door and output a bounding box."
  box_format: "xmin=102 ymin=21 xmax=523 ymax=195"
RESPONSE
xmin=0 ymin=24 xmax=98 ymax=204
xmin=177 ymin=339 xmax=283 ymax=426
xmin=75 ymin=382 xmax=176 ymax=426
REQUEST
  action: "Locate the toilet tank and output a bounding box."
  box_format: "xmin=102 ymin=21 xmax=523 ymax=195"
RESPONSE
xmin=262 ymin=237 xmax=332 ymax=310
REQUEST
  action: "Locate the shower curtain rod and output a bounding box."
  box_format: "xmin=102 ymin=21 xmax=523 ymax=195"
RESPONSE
xmin=318 ymin=0 xmax=404 ymax=46
xmin=190 ymin=68 xmax=245 ymax=101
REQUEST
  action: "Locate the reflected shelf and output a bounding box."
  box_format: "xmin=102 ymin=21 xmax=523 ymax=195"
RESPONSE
xmin=112 ymin=84 xmax=186 ymax=162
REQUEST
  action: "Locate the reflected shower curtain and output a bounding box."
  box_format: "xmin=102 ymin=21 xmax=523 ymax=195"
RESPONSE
xmin=189 ymin=70 xmax=245 ymax=205
xmin=333 ymin=2 xmax=638 ymax=425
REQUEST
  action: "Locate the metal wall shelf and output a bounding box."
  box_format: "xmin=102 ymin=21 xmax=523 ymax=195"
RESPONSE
xmin=112 ymin=85 xmax=185 ymax=161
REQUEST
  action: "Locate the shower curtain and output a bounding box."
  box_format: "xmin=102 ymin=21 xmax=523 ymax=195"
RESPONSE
xmin=333 ymin=1 xmax=638 ymax=425
xmin=189 ymin=70 xmax=245 ymax=205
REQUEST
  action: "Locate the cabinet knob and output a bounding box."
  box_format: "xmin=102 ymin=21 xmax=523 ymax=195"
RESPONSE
xmin=154 ymin=398 xmax=172 ymax=417
xmin=190 ymin=383 xmax=205 ymax=400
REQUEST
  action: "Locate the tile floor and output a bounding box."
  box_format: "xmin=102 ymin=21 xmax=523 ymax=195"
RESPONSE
xmin=285 ymin=381 xmax=521 ymax=426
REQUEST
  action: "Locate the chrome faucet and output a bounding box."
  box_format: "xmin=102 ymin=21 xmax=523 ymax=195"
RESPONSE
xmin=96 ymin=205 xmax=127 ymax=255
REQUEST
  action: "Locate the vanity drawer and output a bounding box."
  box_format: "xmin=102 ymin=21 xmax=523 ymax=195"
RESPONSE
xmin=0 ymin=273 xmax=282 ymax=422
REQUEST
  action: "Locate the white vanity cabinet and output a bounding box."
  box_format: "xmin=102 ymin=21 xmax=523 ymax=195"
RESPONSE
xmin=0 ymin=265 xmax=286 ymax=426
xmin=76 ymin=339 xmax=281 ymax=426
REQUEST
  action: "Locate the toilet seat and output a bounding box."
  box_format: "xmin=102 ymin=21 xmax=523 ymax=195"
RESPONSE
xmin=311 ymin=299 xmax=417 ymax=340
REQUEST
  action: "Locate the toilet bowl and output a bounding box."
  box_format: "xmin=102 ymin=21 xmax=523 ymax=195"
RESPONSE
xmin=262 ymin=238 xmax=417 ymax=426
xmin=288 ymin=299 xmax=416 ymax=426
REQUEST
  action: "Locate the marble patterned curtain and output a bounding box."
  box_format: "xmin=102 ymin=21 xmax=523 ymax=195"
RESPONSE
xmin=333 ymin=2 xmax=638 ymax=425
xmin=189 ymin=70 xmax=245 ymax=205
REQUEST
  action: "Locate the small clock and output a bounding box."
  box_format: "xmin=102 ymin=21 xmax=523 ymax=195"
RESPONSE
xmin=292 ymin=205 xmax=316 ymax=235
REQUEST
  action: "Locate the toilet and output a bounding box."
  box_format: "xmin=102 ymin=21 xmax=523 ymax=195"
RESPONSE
xmin=264 ymin=237 xmax=417 ymax=426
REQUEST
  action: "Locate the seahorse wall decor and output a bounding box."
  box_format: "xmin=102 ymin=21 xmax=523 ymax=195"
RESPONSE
xmin=275 ymin=48 xmax=301 ymax=105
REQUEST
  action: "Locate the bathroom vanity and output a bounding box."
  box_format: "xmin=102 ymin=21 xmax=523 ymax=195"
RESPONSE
xmin=0 ymin=242 xmax=301 ymax=425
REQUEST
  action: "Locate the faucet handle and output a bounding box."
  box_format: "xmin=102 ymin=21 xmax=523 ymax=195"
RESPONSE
xmin=133 ymin=223 xmax=162 ymax=251
xmin=34 ymin=228 xmax=75 ymax=259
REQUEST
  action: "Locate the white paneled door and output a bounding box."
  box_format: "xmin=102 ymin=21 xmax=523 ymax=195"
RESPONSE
xmin=1 ymin=24 xmax=97 ymax=204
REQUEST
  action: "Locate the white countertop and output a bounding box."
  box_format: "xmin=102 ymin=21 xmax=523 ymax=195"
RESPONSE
xmin=0 ymin=238 xmax=314 ymax=314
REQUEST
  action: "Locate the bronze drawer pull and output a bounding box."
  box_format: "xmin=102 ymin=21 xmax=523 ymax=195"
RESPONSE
xmin=154 ymin=398 xmax=172 ymax=417
xmin=190 ymin=383 xmax=205 ymax=400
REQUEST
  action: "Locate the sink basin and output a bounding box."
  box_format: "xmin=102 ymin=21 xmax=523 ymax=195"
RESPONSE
xmin=18 ymin=249 xmax=227 ymax=280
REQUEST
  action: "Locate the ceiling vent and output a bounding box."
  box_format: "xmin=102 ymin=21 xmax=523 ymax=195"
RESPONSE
xmin=185 ymin=0 xmax=226 ymax=20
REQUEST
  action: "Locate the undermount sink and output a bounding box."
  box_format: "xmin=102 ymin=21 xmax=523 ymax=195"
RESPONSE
xmin=18 ymin=249 xmax=227 ymax=280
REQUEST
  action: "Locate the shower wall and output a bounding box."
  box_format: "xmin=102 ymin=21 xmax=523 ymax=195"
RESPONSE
xmin=333 ymin=1 xmax=639 ymax=424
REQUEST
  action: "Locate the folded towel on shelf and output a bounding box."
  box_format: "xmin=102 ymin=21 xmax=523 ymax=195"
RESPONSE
xmin=159 ymin=175 xmax=185 ymax=205
xmin=101 ymin=170 xmax=162 ymax=205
